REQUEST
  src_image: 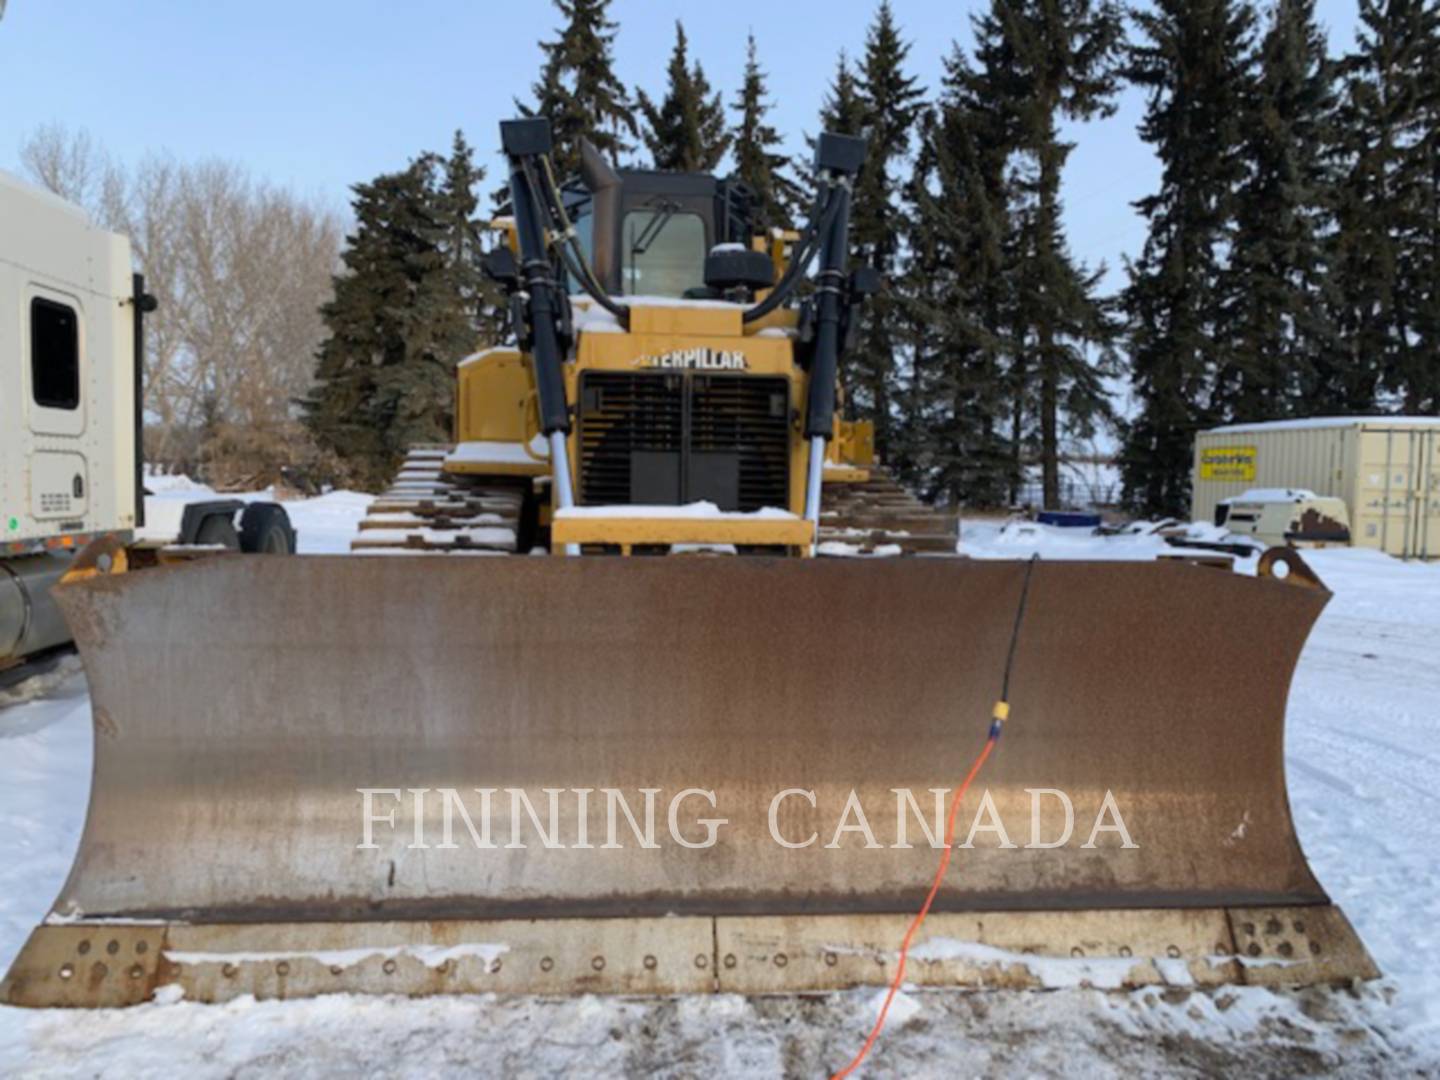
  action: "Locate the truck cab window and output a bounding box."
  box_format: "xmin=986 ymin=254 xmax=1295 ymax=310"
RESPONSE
xmin=622 ymin=209 xmax=704 ymax=298
xmin=30 ymin=297 xmax=80 ymax=410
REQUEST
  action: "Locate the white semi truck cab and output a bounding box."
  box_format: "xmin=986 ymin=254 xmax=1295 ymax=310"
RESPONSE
xmin=1 ymin=171 xmax=292 ymax=672
xmin=1 ymin=170 xmax=139 ymax=666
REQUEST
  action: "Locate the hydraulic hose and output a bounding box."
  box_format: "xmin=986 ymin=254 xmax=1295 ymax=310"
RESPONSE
xmin=742 ymin=185 xmax=842 ymax=324
xmin=530 ymin=156 xmax=629 ymax=327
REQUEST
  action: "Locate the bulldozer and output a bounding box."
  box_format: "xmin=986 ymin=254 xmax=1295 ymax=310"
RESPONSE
xmin=1 ymin=119 xmax=1375 ymax=1009
xmin=348 ymin=124 xmax=952 ymax=558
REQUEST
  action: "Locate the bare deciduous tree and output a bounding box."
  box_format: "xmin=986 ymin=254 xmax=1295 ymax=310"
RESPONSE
xmin=18 ymin=124 xmax=343 ymax=484
xmin=18 ymin=123 xmax=113 ymax=207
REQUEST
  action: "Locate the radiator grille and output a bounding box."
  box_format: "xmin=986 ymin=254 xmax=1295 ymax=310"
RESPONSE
xmin=578 ymin=371 xmax=684 ymax=507
xmin=689 ymin=375 xmax=791 ymax=511
xmin=578 ymin=371 xmax=790 ymax=512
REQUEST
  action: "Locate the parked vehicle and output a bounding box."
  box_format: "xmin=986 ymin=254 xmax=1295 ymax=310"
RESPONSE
xmin=0 ymin=170 xmax=293 ymax=675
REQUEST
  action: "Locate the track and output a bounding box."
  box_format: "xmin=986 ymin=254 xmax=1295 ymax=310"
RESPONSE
xmin=818 ymin=465 xmax=960 ymax=555
xmin=356 ymin=448 xmax=957 ymax=557
xmin=350 ymin=447 xmax=526 ymax=554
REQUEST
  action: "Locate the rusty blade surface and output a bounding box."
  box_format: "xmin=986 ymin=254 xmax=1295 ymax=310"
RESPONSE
xmin=51 ymin=555 xmax=1329 ymax=923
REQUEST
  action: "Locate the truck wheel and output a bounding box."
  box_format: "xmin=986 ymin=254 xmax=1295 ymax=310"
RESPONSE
xmin=195 ymin=514 xmax=241 ymax=551
xmin=239 ymin=503 xmax=296 ymax=555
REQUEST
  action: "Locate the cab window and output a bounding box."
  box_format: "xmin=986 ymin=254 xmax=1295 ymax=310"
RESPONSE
xmin=31 ymin=297 xmax=80 ymax=410
xmin=565 ymin=206 xmax=595 ymax=295
xmin=622 ymin=209 xmax=705 ymax=298
xmin=573 ymin=206 xmax=594 ymax=268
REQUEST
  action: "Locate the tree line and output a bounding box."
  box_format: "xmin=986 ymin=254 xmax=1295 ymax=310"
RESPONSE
xmin=18 ymin=124 xmax=344 ymax=488
xmin=307 ymin=0 xmax=1439 ymax=514
xmin=302 ymin=3 xmax=817 ymax=488
xmin=23 ymin=1 xmax=1436 ymax=515
xmin=896 ymin=0 xmax=1437 ymax=516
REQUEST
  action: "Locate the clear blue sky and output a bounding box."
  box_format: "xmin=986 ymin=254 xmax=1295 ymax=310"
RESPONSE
xmin=0 ymin=0 xmax=1363 ymax=288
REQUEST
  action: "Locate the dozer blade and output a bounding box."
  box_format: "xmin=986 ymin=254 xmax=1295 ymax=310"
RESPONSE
xmin=2 ymin=554 xmax=1375 ymax=1006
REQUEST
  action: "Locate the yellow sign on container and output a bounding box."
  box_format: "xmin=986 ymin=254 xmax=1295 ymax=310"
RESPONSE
xmin=1199 ymin=445 xmax=1257 ymax=481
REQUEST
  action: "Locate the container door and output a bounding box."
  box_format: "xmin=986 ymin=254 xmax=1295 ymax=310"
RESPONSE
xmin=1396 ymin=428 xmax=1439 ymax=561
xmin=1366 ymin=429 xmax=1410 ymax=557
xmin=1420 ymin=428 xmax=1439 ymax=561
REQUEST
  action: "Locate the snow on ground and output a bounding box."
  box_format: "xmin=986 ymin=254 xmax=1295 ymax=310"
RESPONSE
xmin=285 ymin=490 xmax=376 ymax=554
xmin=0 ymin=679 xmax=91 ymax=986
xmin=137 ymin=470 xmax=374 ymax=555
xmin=0 ymin=505 xmax=1437 ymax=1076
xmin=959 ymin=516 xmax=1245 ymax=561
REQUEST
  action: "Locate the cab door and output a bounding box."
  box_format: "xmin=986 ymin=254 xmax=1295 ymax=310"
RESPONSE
xmin=25 ymin=288 xmax=90 ymax=523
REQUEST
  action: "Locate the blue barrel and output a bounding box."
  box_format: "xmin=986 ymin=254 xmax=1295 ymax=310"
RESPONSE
xmin=1037 ymin=510 xmax=1101 ymax=528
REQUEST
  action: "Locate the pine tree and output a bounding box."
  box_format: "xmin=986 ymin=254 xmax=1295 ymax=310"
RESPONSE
xmin=304 ymin=140 xmax=490 ymax=488
xmin=637 ymin=21 xmax=731 ymax=172
xmin=1326 ymin=0 xmax=1440 ymax=414
xmin=844 ymin=2 xmax=924 ymax=462
xmin=731 ymin=33 xmax=805 ymax=232
xmin=441 ymin=131 xmax=493 ymax=324
xmin=527 ymin=0 xmax=637 ymax=177
xmin=1214 ymin=0 xmax=1338 ymax=421
xmin=304 ymin=162 xmax=431 ymax=488
xmin=1120 ymin=0 xmax=1257 ymax=518
xmin=1414 ymin=6 xmax=1440 ymax=413
xmin=986 ymin=0 xmax=1123 ymax=508
xmin=897 ymin=87 xmax=1015 ymax=507
xmin=819 ymin=51 xmax=867 ymax=136
xmin=947 ymin=13 xmax=1030 ymax=501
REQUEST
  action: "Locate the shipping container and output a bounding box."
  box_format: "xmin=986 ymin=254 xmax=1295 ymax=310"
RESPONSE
xmin=1192 ymin=417 xmax=1440 ymax=559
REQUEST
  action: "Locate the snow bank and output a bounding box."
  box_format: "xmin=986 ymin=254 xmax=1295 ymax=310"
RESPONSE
xmin=0 ymin=974 xmax=1409 ymax=1076
xmin=140 ymin=469 xmax=211 ymax=494
xmin=0 ymin=684 xmax=92 ymax=973
xmin=958 ymin=517 xmax=1259 ymax=561
xmin=961 ymin=518 xmax=1165 ymax=560
xmin=284 ymin=491 xmax=374 ymax=555
xmin=135 ymin=474 xmax=375 ymax=555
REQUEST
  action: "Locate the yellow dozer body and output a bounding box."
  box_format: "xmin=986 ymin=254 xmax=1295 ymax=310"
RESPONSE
xmin=448 ymin=299 xmax=831 ymax=553
xmin=0 ymin=122 xmax=1374 ymax=1009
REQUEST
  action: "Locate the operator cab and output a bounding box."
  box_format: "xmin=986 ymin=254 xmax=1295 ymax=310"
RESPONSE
xmin=565 ymin=140 xmax=761 ymax=300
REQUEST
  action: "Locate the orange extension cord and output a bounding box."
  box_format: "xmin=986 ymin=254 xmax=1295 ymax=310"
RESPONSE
xmin=828 ymin=721 xmax=1001 ymax=1080
xmin=830 ymin=555 xmax=1036 ymax=1079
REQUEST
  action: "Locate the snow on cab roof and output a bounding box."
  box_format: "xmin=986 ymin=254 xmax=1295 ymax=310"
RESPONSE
xmin=1206 ymin=415 xmax=1440 ymax=434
